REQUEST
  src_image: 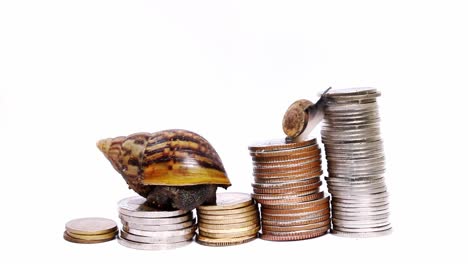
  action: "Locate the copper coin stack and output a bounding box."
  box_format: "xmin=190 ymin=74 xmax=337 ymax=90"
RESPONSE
xmin=117 ymin=196 xmax=197 ymax=250
xmin=249 ymin=138 xmax=331 ymax=241
xmin=321 ymin=87 xmax=392 ymax=237
xmin=196 ymin=192 xmax=260 ymax=246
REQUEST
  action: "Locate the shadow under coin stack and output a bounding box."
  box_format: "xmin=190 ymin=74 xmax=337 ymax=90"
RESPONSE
xmin=321 ymin=87 xmax=392 ymax=237
xmin=196 ymin=192 xmax=260 ymax=246
xmin=248 ymin=138 xmax=331 ymax=241
xmin=117 ymin=196 xmax=196 ymax=250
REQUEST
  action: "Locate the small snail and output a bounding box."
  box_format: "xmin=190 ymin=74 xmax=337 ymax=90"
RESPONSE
xmin=282 ymin=87 xmax=331 ymax=141
xmin=97 ymin=129 xmax=231 ymax=211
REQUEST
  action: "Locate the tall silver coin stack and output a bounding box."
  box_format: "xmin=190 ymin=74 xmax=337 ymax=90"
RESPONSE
xmin=321 ymin=87 xmax=392 ymax=237
xmin=117 ymin=196 xmax=196 ymax=250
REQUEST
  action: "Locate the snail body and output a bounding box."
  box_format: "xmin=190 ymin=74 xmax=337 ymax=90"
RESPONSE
xmin=97 ymin=129 xmax=231 ymax=210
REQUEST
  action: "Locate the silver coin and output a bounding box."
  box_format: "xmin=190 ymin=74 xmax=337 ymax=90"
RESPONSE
xmin=119 ymin=212 xmax=193 ymax=225
xmin=328 ymin=187 xmax=388 ymax=195
xmin=331 ymin=227 xmax=392 ymax=238
xmin=332 ymin=206 xmax=389 ymax=215
xmin=326 ymin=92 xmax=381 ymax=101
xmin=332 ymin=223 xmax=391 ymax=233
xmin=325 ymin=102 xmax=379 ymax=111
xmin=332 ymin=218 xmax=390 ymax=226
xmin=331 ymin=197 xmax=389 ymax=206
xmin=122 ymin=219 xmax=196 ymax=232
xmin=120 ymin=229 xmax=195 ymax=244
xmin=330 ymin=191 xmax=389 ymax=199
xmin=322 ymin=136 xmax=382 ymax=144
xmin=323 ymin=87 xmax=378 ymax=96
xmin=325 ymin=151 xmax=385 ymax=160
xmin=332 ymin=212 xmax=390 ymax=221
xmin=323 ymin=140 xmax=383 ymax=150
xmin=327 ymin=178 xmax=386 ymax=187
xmin=118 ymin=196 xmax=189 ymax=218
xmin=123 ymin=225 xmax=196 ymax=237
xmin=322 ymin=127 xmax=381 ymax=136
xmin=117 ymin=237 xmax=192 ymax=250
xmin=331 ymin=200 xmax=389 ymax=208
xmin=328 ymin=185 xmax=388 ymax=192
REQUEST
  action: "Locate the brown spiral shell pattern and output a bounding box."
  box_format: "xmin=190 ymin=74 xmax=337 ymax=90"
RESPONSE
xmin=97 ymin=129 xmax=231 ymax=198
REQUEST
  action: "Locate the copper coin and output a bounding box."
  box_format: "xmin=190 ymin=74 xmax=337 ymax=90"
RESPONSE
xmin=254 ymin=170 xmax=323 ymax=184
xmin=261 ymin=201 xmax=329 ymax=215
xmin=249 ymin=145 xmax=320 ymax=158
xmin=65 ymin=217 xmax=117 ymax=235
xmin=261 ymin=214 xmax=330 ymax=227
xmin=248 ymin=138 xmax=317 ymax=152
xmin=253 ymin=161 xmax=322 ymax=173
xmin=262 ymin=218 xmax=331 ymax=232
xmin=261 ymin=196 xmax=330 ymax=210
xmin=260 ymin=226 xmax=329 ymax=241
xmin=252 ymin=189 xmax=320 ymax=201
xmin=261 ymin=208 xmax=330 ymax=221
xmin=253 ymin=155 xmax=322 ymax=167
xmin=253 ymin=181 xmax=322 ymax=194
xmin=255 ymin=191 xmax=325 ymax=205
xmin=252 ymin=177 xmax=320 ymax=189
xmin=254 ymin=167 xmax=322 ymax=179
xmin=252 ymin=149 xmax=321 ymax=163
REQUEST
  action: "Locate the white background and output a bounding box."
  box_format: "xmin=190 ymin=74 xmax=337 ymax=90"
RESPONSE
xmin=1 ymin=0 xmax=467 ymax=263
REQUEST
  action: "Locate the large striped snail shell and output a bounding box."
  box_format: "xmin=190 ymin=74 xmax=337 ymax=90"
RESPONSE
xmin=97 ymin=129 xmax=231 ymax=210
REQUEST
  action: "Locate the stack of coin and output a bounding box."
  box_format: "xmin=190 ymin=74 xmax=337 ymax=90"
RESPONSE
xmin=64 ymin=217 xmax=117 ymax=244
xmin=117 ymin=196 xmax=196 ymax=250
xmin=249 ymin=138 xmax=331 ymax=241
xmin=321 ymin=87 xmax=392 ymax=237
xmin=196 ymin=192 xmax=260 ymax=246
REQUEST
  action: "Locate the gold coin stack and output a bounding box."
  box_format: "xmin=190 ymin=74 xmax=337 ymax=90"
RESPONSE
xmin=64 ymin=217 xmax=117 ymax=244
xmin=117 ymin=196 xmax=197 ymax=250
xmin=249 ymin=138 xmax=331 ymax=241
xmin=196 ymin=192 xmax=260 ymax=246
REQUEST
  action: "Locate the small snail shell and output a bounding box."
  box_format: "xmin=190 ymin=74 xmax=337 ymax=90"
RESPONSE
xmin=282 ymin=87 xmax=331 ymax=141
xmin=97 ymin=129 xmax=231 ymax=210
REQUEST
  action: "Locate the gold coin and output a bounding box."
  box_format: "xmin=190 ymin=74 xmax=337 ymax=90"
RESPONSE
xmin=198 ymin=213 xmax=259 ymax=225
xmin=198 ymin=204 xmax=257 ymax=216
xmin=199 ymin=226 xmax=260 ymax=239
xmin=199 ymin=223 xmax=259 ymax=234
xmin=198 ymin=218 xmax=259 ymax=230
xmin=196 ymin=234 xmax=257 ymax=247
xmin=198 ymin=192 xmax=253 ymax=211
xmin=197 ymin=208 xmax=258 ymax=220
xmin=63 ymin=231 xmax=116 ymax=244
xmin=66 ymin=230 xmax=118 ymax=241
xmin=65 ymin=217 xmax=117 ymax=235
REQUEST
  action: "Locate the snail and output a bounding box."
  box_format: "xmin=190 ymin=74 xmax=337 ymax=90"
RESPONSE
xmin=282 ymin=87 xmax=331 ymax=141
xmin=97 ymin=129 xmax=231 ymax=211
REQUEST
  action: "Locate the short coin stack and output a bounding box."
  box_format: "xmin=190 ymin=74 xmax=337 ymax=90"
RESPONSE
xmin=117 ymin=196 xmax=196 ymax=250
xmin=249 ymin=138 xmax=331 ymax=241
xmin=196 ymin=192 xmax=260 ymax=246
xmin=64 ymin=217 xmax=117 ymax=244
xmin=321 ymin=87 xmax=391 ymax=237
